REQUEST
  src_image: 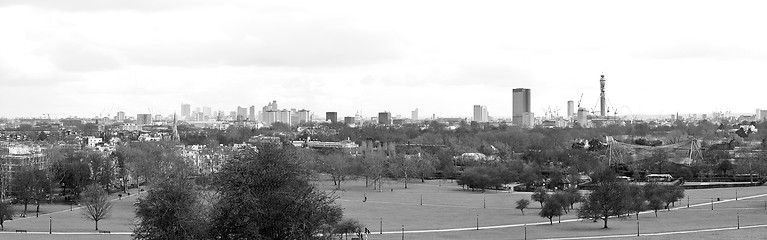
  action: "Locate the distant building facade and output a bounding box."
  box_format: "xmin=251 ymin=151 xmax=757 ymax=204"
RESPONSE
xmin=249 ymin=106 xmax=256 ymax=121
xmin=326 ymin=112 xmax=338 ymax=123
xmin=757 ymin=109 xmax=767 ymax=121
xmin=297 ymin=109 xmax=311 ymax=124
xmin=344 ymin=116 xmax=355 ymax=125
xmin=473 ymin=105 xmax=489 ymax=122
xmin=378 ymin=112 xmax=392 ymax=125
xmin=512 ymin=88 xmax=531 ymax=126
xmin=181 ymin=103 xmax=191 ymax=118
xmin=136 ymin=114 xmax=152 ymax=125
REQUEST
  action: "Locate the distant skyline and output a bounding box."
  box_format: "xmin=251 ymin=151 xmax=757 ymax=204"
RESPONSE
xmin=2 ymin=1 xmax=767 ymax=119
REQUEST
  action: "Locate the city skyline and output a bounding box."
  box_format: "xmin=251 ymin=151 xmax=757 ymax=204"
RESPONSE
xmin=3 ymin=1 xmax=767 ymax=118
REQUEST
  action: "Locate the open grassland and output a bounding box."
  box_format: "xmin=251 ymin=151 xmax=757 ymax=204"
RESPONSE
xmin=2 ymin=179 xmax=766 ymax=239
xmin=325 ymin=179 xmax=767 ymax=239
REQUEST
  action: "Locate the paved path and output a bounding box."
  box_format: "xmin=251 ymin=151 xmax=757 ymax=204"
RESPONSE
xmin=540 ymin=223 xmax=767 ymax=240
xmin=0 ymin=231 xmax=132 ymax=235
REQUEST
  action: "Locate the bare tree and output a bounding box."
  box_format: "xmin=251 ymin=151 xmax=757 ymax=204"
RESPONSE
xmin=516 ymin=199 xmax=530 ymax=215
xmin=81 ymin=184 xmax=112 ymax=231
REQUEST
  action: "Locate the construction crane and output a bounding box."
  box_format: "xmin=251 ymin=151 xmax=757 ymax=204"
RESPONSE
xmin=552 ymin=106 xmax=561 ymax=117
xmin=577 ymin=93 xmax=584 ymax=108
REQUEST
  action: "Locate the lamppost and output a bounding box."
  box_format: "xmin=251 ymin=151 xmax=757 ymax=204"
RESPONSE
xmin=524 ymin=224 xmax=527 ymax=240
xmin=49 ymin=217 xmax=52 ymax=234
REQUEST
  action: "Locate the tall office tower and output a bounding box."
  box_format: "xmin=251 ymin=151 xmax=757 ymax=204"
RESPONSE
xmin=473 ymin=105 xmax=489 ymax=122
xmin=136 ymin=114 xmax=152 ymax=125
xmin=326 ymin=112 xmax=338 ymax=123
xmin=262 ymin=101 xmax=279 ymax=122
xmin=567 ymin=101 xmax=575 ymax=118
xmin=202 ymin=107 xmax=212 ymax=118
xmin=116 ymin=111 xmax=125 ymax=121
xmin=249 ymin=106 xmax=256 ymax=121
xmin=411 ymin=108 xmax=418 ymax=120
xmin=263 ymin=110 xmax=277 ymax=126
xmin=577 ymin=108 xmax=589 ymax=127
xmin=290 ymin=109 xmax=299 ymax=125
xmin=277 ymin=109 xmax=292 ymax=126
xmin=512 ymin=88 xmax=531 ymax=126
xmin=181 ymin=103 xmax=191 ymax=118
xmin=297 ymin=109 xmax=311 ymax=124
xmin=344 ymin=117 xmax=355 ymax=125
xmin=236 ymin=106 xmax=247 ymax=121
xmin=378 ymin=112 xmax=392 ymax=125
xmin=757 ymin=109 xmax=767 ymax=121
xmin=600 ymin=74 xmax=606 ymax=116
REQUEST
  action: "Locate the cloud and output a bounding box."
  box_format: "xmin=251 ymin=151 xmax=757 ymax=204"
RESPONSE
xmin=0 ymin=0 xmax=211 ymax=12
xmin=121 ymin=22 xmax=398 ymax=68
xmin=645 ymin=44 xmax=767 ymax=61
xmin=42 ymin=42 xmax=122 ymax=72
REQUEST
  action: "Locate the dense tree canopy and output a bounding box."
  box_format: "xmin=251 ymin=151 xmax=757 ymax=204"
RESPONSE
xmin=209 ymin=144 xmax=343 ymax=239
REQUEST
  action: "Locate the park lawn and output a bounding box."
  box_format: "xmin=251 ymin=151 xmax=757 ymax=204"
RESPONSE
xmin=3 ymin=178 xmax=765 ymax=239
xmin=332 ymin=178 xmax=767 ymax=240
xmin=3 ymin=189 xmax=146 ymax=234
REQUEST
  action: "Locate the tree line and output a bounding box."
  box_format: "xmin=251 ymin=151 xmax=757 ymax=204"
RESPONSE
xmin=518 ymin=168 xmax=685 ymax=228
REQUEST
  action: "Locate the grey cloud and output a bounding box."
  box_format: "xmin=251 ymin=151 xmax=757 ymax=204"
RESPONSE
xmin=646 ymin=44 xmax=767 ymax=61
xmin=454 ymin=64 xmax=530 ymax=87
xmin=122 ymin=24 xmax=398 ymax=68
xmin=0 ymin=0 xmax=211 ymax=12
xmin=43 ymin=43 xmax=122 ymax=72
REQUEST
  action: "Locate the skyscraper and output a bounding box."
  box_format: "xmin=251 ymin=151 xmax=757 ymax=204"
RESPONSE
xmin=202 ymin=106 xmax=212 ymax=118
xmin=249 ymin=106 xmax=256 ymax=121
xmin=181 ymin=103 xmax=191 ymax=118
xmin=116 ymin=111 xmax=125 ymax=121
xmin=237 ymin=106 xmax=247 ymax=121
xmin=411 ymin=108 xmax=418 ymax=120
xmin=378 ymin=112 xmax=391 ymax=125
xmin=513 ymin=88 xmax=531 ymax=126
xmin=325 ymin=112 xmax=338 ymax=123
xmin=136 ymin=114 xmax=152 ymax=125
xmin=473 ymin=105 xmax=488 ymax=122
xmin=344 ymin=116 xmax=355 ymax=125
xmin=262 ymin=101 xmax=278 ymax=122
xmin=297 ymin=109 xmax=311 ymax=124
xmin=567 ymin=101 xmax=574 ymax=118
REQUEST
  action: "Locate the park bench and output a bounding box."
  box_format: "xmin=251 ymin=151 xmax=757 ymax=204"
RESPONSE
xmin=15 ymin=230 xmax=27 ymax=233
xmin=99 ymin=230 xmax=111 ymax=234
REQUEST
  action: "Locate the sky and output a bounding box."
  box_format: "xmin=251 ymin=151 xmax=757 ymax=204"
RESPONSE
xmin=2 ymin=0 xmax=767 ymax=119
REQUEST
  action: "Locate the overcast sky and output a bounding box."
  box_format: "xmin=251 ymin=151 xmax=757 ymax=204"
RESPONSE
xmin=2 ymin=0 xmax=766 ymax=119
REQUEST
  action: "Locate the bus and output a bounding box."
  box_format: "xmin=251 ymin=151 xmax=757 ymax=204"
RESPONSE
xmin=646 ymin=174 xmax=673 ymax=182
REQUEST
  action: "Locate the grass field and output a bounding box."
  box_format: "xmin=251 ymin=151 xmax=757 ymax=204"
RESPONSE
xmin=324 ymin=179 xmax=767 ymax=240
xmin=2 ymin=179 xmax=766 ymax=239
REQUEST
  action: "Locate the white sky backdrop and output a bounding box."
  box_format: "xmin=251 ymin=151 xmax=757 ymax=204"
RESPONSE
xmin=1 ymin=0 xmax=766 ymax=119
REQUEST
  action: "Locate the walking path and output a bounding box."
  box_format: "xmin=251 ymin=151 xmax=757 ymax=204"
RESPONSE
xmin=540 ymin=223 xmax=767 ymax=240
